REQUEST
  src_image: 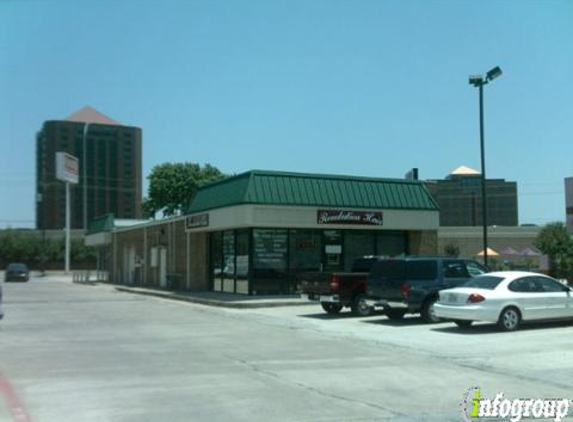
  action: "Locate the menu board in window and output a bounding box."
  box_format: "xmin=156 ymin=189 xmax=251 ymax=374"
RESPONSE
xmin=253 ymin=229 xmax=287 ymax=270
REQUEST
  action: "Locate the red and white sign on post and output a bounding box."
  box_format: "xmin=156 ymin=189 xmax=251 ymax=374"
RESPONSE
xmin=56 ymin=152 xmax=79 ymax=185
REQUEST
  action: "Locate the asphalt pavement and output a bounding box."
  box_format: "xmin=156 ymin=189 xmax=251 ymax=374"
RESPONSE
xmin=1 ymin=274 xmax=572 ymax=422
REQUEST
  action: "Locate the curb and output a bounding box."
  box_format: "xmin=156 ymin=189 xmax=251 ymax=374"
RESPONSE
xmin=113 ymin=286 xmax=310 ymax=309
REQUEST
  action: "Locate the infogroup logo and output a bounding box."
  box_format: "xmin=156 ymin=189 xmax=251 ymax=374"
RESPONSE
xmin=460 ymin=387 xmax=571 ymax=422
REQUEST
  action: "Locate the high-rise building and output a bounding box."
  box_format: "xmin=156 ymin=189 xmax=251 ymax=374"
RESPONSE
xmin=36 ymin=106 xmax=142 ymax=230
xmin=425 ymin=166 xmax=518 ymax=227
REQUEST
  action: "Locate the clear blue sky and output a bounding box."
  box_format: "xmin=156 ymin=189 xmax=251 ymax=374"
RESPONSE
xmin=1 ymin=0 xmax=571 ymax=228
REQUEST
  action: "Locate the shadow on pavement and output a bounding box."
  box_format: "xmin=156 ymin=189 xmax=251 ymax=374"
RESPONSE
xmin=299 ymin=310 xmax=385 ymax=320
xmin=432 ymin=319 xmax=573 ymax=335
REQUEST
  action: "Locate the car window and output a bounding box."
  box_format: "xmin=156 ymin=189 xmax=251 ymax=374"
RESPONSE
xmin=534 ymin=277 xmax=568 ymax=293
xmin=406 ymin=261 xmax=437 ymax=280
xmin=352 ymin=258 xmax=378 ymax=272
xmin=443 ymin=260 xmax=470 ymax=278
xmin=463 ymin=275 xmax=504 ymax=290
xmin=8 ymin=263 xmax=27 ymax=271
xmin=370 ymin=260 xmax=405 ymax=279
xmin=508 ymin=277 xmax=537 ymax=293
xmin=465 ymin=261 xmax=487 ymax=277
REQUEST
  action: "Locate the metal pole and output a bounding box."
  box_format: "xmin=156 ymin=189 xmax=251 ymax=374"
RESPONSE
xmin=83 ymin=123 xmax=89 ymax=231
xmin=479 ymin=84 xmax=489 ymax=267
xmin=65 ymin=182 xmax=71 ymax=273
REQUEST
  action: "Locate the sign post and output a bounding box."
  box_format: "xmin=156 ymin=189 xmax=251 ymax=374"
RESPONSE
xmin=56 ymin=152 xmax=79 ymax=274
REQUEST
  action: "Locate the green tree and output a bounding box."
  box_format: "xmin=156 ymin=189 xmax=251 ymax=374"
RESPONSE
xmin=143 ymin=163 xmax=227 ymax=217
xmin=443 ymin=242 xmax=460 ymax=257
xmin=534 ymin=222 xmax=573 ymax=279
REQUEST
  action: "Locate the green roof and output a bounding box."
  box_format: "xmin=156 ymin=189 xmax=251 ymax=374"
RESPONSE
xmin=87 ymin=213 xmax=115 ymax=235
xmin=186 ymin=170 xmax=439 ymax=214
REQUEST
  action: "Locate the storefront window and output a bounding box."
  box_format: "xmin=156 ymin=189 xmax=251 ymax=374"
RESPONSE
xmin=235 ymin=230 xmax=250 ymax=294
xmin=376 ymin=232 xmax=407 ymax=257
xmin=289 ymin=230 xmax=322 ymax=277
xmin=209 ymin=232 xmax=223 ymax=292
xmin=323 ymin=230 xmax=343 ymax=272
xmin=252 ymin=229 xmax=288 ymax=294
xmin=344 ymin=231 xmax=375 ymax=271
xmin=222 ymin=230 xmax=235 ymax=293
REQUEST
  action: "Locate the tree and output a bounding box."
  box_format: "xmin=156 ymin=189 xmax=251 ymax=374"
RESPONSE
xmin=534 ymin=222 xmax=573 ymax=279
xmin=143 ymin=163 xmax=227 ymax=218
xmin=443 ymin=242 xmax=460 ymax=258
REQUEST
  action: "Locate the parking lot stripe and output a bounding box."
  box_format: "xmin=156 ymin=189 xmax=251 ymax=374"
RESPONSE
xmin=0 ymin=373 xmax=33 ymax=422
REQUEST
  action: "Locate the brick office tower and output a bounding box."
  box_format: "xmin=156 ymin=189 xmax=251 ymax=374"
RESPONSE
xmin=36 ymin=106 xmax=142 ymax=230
xmin=425 ymin=166 xmax=518 ymax=227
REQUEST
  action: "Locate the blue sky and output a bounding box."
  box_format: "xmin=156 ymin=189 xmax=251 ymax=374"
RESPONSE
xmin=1 ymin=0 xmax=571 ymax=228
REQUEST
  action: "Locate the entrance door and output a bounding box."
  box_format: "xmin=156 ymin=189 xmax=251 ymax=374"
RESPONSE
xmin=159 ymin=248 xmax=167 ymax=288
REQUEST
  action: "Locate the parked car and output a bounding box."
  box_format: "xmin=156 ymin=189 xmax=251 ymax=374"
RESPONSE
xmin=365 ymin=257 xmax=488 ymax=322
xmin=299 ymin=256 xmax=386 ymax=316
xmin=5 ymin=263 xmax=30 ymax=282
xmin=435 ymin=271 xmax=573 ymax=331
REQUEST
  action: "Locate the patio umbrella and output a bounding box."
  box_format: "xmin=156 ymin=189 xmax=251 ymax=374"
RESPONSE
xmin=477 ymin=247 xmax=500 ymax=257
xmin=520 ymin=247 xmax=542 ymax=257
xmin=500 ymin=246 xmax=519 ymax=255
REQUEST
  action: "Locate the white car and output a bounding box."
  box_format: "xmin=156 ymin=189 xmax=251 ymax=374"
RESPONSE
xmin=434 ymin=271 xmax=573 ymax=331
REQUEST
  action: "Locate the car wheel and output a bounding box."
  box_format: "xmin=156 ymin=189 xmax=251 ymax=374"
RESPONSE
xmin=421 ymin=297 xmax=441 ymax=323
xmin=454 ymin=320 xmax=473 ymax=329
xmin=321 ymin=302 xmax=343 ymax=315
xmin=497 ymin=307 xmax=521 ymax=331
xmin=351 ymin=294 xmax=373 ymax=317
xmin=386 ymin=309 xmax=406 ymax=320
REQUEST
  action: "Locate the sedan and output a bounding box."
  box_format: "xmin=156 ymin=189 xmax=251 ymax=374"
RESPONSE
xmin=4 ymin=263 xmax=30 ymax=282
xmin=434 ymin=271 xmax=573 ymax=331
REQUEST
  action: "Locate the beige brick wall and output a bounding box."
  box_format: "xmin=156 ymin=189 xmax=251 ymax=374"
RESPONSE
xmin=408 ymin=230 xmax=438 ymax=256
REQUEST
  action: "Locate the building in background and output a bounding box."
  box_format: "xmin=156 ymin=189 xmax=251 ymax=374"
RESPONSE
xmin=36 ymin=106 xmax=142 ymax=230
xmin=566 ymin=177 xmax=573 ymax=234
xmin=425 ymin=166 xmax=518 ymax=227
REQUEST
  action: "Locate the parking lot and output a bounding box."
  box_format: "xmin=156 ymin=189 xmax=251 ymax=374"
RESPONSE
xmin=1 ymin=275 xmax=572 ymax=422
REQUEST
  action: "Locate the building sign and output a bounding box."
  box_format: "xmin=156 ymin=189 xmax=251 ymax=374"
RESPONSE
xmin=55 ymin=152 xmax=79 ymax=184
xmin=317 ymin=209 xmax=383 ymax=226
xmin=186 ymin=213 xmax=209 ymax=229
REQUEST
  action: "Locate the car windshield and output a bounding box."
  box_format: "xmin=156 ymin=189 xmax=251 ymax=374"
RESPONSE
xmin=7 ymin=264 xmax=27 ymax=271
xmin=462 ymin=275 xmax=504 ymax=290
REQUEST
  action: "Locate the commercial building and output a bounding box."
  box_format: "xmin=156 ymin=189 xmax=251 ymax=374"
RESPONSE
xmin=425 ymin=166 xmax=518 ymax=227
xmin=96 ymin=170 xmax=440 ymax=295
xmin=36 ymin=106 xmax=142 ymax=230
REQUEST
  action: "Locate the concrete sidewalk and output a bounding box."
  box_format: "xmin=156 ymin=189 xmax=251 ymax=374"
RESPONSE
xmin=113 ymin=285 xmax=310 ymax=309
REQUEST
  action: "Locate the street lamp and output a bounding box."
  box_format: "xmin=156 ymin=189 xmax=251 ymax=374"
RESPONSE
xmin=469 ymin=66 xmax=503 ymax=268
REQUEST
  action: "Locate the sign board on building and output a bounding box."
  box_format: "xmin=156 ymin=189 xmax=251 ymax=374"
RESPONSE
xmin=566 ymin=177 xmax=573 ymax=234
xmin=317 ymin=209 xmax=383 ymax=226
xmin=55 ymin=152 xmax=79 ymax=184
xmin=186 ymin=213 xmax=209 ymax=229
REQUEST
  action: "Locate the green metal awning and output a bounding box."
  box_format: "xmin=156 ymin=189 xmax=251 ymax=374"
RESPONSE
xmin=87 ymin=213 xmax=115 ymax=235
xmin=186 ymin=170 xmax=438 ymax=214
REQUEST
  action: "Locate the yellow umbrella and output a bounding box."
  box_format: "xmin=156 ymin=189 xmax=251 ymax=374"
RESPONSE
xmin=477 ymin=247 xmax=499 ymax=256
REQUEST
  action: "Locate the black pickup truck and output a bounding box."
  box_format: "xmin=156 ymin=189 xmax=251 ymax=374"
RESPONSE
xmin=365 ymin=257 xmax=488 ymax=322
xmin=299 ymin=257 xmax=384 ymax=316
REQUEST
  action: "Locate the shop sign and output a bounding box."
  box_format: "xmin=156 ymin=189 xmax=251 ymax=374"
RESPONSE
xmin=186 ymin=213 xmax=209 ymax=229
xmin=317 ymin=209 xmax=383 ymax=226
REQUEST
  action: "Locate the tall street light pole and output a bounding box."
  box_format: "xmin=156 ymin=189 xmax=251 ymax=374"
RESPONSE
xmin=469 ymin=66 xmax=503 ymax=268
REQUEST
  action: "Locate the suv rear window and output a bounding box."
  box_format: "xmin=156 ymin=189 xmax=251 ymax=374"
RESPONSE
xmin=370 ymin=260 xmax=405 ymax=279
xmin=406 ymin=261 xmax=437 ymax=280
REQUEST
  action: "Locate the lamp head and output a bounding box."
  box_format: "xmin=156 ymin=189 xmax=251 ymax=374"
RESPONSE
xmin=469 ymin=74 xmax=484 ymax=87
xmin=486 ymin=66 xmax=503 ymax=81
